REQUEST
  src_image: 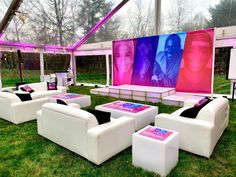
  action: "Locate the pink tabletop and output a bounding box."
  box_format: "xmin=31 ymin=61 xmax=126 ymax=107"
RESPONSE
xmin=103 ymin=101 xmax=150 ymax=113
xmin=139 ymin=127 xmax=173 ymax=141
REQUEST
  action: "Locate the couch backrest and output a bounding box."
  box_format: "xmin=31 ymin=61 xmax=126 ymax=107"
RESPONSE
xmin=196 ymin=97 xmax=229 ymax=123
xmin=40 ymin=103 xmax=98 ymax=157
xmin=19 ymin=82 xmax=47 ymax=92
xmin=41 ymin=103 xmax=99 ymax=128
xmin=0 ymin=92 xmax=21 ymax=120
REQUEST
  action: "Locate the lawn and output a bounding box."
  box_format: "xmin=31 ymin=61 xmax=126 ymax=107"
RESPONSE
xmin=213 ymin=74 xmax=231 ymax=94
xmin=0 ymin=86 xmax=236 ymax=177
xmin=1 ymin=70 xmax=231 ymax=95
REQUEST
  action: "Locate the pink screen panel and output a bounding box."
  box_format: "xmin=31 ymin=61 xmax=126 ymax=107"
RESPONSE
xmin=176 ymin=29 xmax=214 ymax=93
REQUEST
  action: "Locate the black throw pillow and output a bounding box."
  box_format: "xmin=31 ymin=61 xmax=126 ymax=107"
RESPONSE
xmin=87 ymin=109 xmax=111 ymax=125
xmin=180 ymin=99 xmax=212 ymax=118
xmin=15 ymin=93 xmax=32 ymax=102
xmin=56 ymin=99 xmax=68 ymax=105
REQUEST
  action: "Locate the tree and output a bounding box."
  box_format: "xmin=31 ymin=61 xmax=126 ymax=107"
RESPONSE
xmin=181 ymin=13 xmax=208 ymax=32
xmin=27 ymin=0 xmax=81 ymax=46
xmin=1 ymin=0 xmax=28 ymax=42
xmin=126 ymin=0 xmax=154 ymax=38
xmin=208 ymin=0 xmax=236 ymax=28
xmin=77 ymin=0 xmax=120 ymax=43
xmin=166 ymin=0 xmax=195 ymax=32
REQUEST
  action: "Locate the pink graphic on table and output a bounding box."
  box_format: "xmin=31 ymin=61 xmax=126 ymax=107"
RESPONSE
xmin=50 ymin=93 xmax=83 ymax=99
xmin=139 ymin=127 xmax=173 ymax=141
xmin=103 ymin=101 xmax=150 ymax=113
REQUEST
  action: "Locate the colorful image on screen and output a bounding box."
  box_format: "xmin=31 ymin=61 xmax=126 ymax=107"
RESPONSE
xmin=112 ymin=29 xmax=214 ymax=94
xmin=152 ymin=33 xmax=186 ymax=87
xmin=131 ymin=36 xmax=159 ymax=86
xmin=113 ymin=39 xmax=136 ymax=86
xmin=176 ymin=29 xmax=214 ymax=93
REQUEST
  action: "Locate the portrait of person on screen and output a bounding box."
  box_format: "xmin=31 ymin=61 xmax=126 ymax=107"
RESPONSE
xmin=113 ymin=40 xmax=135 ymax=86
xmin=176 ymin=30 xmax=214 ymax=93
xmin=152 ymin=34 xmax=184 ymax=87
xmin=132 ymin=37 xmax=158 ymax=86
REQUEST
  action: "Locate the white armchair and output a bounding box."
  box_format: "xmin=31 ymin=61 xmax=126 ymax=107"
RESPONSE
xmin=0 ymin=92 xmax=49 ymax=124
xmin=155 ymin=97 xmax=229 ymax=158
xmin=37 ymin=103 xmax=135 ymax=165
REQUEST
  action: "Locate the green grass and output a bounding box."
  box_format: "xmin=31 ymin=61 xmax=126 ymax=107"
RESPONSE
xmin=2 ymin=70 xmax=231 ymax=94
xmin=0 ymin=86 xmax=236 ymax=177
xmin=76 ymin=73 xmax=107 ymax=85
xmin=2 ymin=69 xmax=40 ymax=87
xmin=214 ymin=74 xmax=231 ymax=94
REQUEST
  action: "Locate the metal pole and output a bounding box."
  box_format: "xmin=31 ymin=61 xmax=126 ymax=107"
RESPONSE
xmin=106 ymin=54 xmax=110 ymax=86
xmin=40 ymin=50 xmax=44 ymax=82
xmin=70 ymin=52 xmax=76 ymax=85
xmin=155 ymin=0 xmax=161 ymax=35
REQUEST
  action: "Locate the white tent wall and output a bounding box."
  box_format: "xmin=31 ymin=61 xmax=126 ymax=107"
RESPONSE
xmin=1 ymin=26 xmax=236 ymax=89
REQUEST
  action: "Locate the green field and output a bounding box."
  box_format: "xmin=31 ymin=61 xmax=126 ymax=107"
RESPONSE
xmin=0 ymin=86 xmax=236 ymax=177
xmin=1 ymin=69 xmax=40 ymax=87
xmin=76 ymin=73 xmax=107 ymax=85
xmin=1 ymin=70 xmax=232 ymax=94
xmin=213 ymin=74 xmax=231 ymax=94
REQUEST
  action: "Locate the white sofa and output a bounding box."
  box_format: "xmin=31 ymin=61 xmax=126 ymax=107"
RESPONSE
xmin=155 ymin=97 xmax=229 ymax=158
xmin=18 ymin=82 xmax=67 ymax=100
xmin=0 ymin=92 xmax=49 ymax=124
xmin=37 ymin=103 xmax=135 ymax=165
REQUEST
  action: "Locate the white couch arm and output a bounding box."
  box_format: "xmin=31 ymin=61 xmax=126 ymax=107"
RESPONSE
xmin=11 ymin=97 xmax=49 ymax=124
xmin=155 ymin=113 xmax=214 ymax=158
xmin=183 ymin=99 xmax=199 ymax=107
xmin=87 ymin=116 xmax=135 ymax=165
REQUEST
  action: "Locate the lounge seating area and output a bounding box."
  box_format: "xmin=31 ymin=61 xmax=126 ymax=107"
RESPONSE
xmin=1 ymin=0 xmax=236 ymax=176
xmin=0 ymin=85 xmax=235 ymax=177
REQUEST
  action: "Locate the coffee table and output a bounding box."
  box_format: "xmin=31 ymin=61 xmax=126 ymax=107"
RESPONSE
xmin=49 ymin=93 xmax=91 ymax=108
xmin=95 ymin=100 xmax=158 ymax=130
xmin=132 ymin=125 xmax=179 ymax=176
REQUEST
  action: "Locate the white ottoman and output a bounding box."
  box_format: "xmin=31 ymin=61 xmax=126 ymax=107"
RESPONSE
xmin=49 ymin=93 xmax=91 ymax=108
xmin=95 ymin=100 xmax=158 ymax=130
xmin=132 ymin=125 xmax=179 ymax=177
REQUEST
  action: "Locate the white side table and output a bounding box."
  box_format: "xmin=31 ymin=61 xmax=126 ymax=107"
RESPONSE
xmin=132 ymin=125 xmax=179 ymax=177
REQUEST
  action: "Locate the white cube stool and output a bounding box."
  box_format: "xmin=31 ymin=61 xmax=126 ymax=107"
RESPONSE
xmin=132 ymin=125 xmax=179 ymax=177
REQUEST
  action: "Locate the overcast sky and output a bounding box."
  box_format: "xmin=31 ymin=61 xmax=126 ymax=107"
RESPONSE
xmin=113 ymin=0 xmax=220 ymax=18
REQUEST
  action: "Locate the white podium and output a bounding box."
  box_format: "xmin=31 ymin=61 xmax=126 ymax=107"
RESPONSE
xmin=56 ymin=72 xmax=67 ymax=86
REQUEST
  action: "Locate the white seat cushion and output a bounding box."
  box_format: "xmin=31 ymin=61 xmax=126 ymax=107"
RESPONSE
xmin=31 ymin=90 xmax=62 ymax=99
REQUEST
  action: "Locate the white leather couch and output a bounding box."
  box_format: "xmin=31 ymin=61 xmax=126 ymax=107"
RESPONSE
xmin=37 ymin=103 xmax=135 ymax=165
xmin=0 ymin=92 xmax=49 ymax=124
xmin=155 ymin=97 xmax=229 ymax=158
xmin=18 ymin=82 xmax=67 ymax=100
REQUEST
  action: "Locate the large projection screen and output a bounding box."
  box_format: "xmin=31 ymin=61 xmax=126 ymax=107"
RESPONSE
xmin=228 ymin=48 xmax=236 ymax=80
xmin=112 ymin=29 xmax=214 ymax=94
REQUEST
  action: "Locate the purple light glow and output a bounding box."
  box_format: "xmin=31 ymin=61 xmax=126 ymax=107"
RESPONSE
xmin=0 ymin=32 xmax=4 ymax=39
xmin=0 ymin=40 xmax=69 ymax=52
xmin=71 ymin=0 xmax=129 ymax=51
xmin=0 ymin=0 xmax=129 ymax=53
